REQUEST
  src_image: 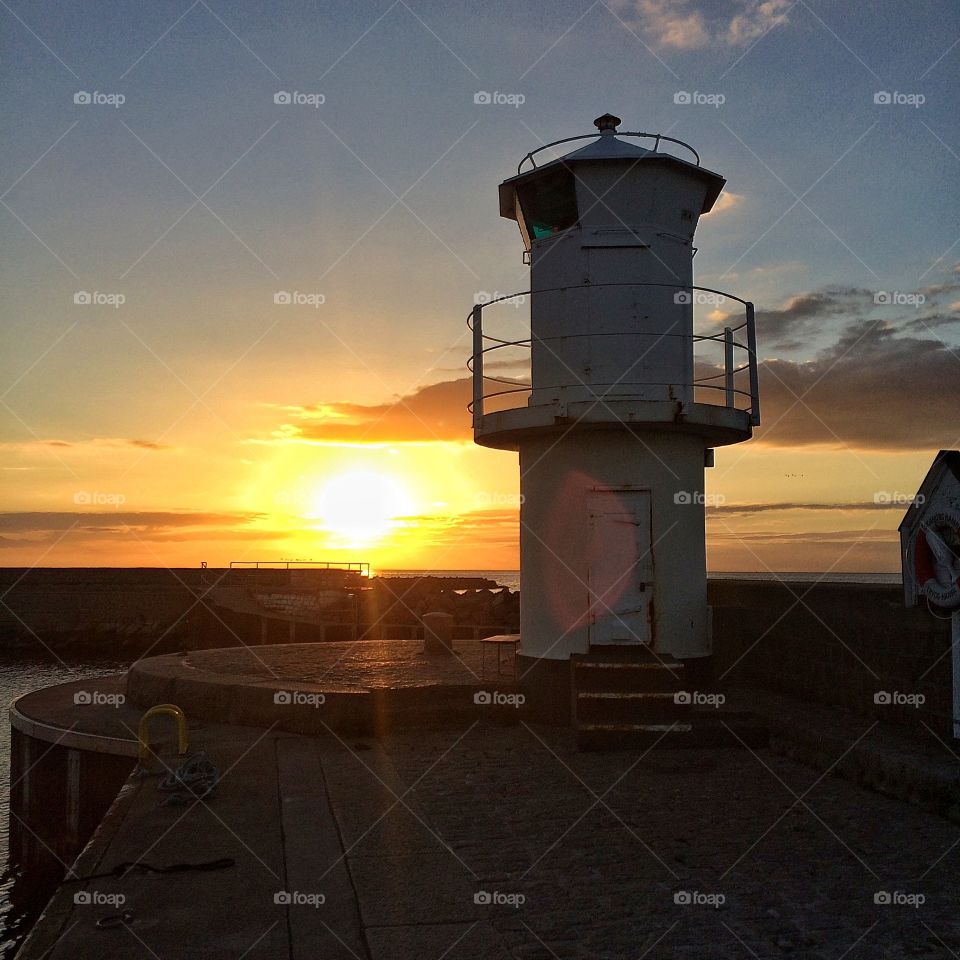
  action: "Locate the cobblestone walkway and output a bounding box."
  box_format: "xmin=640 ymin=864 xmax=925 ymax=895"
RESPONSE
xmin=172 ymin=639 xmax=511 ymax=689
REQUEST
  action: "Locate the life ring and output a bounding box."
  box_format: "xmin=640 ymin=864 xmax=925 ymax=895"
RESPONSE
xmin=914 ymin=507 xmax=960 ymax=610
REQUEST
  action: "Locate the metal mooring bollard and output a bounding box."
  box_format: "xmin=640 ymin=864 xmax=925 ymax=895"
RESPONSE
xmin=422 ymin=612 xmax=455 ymax=655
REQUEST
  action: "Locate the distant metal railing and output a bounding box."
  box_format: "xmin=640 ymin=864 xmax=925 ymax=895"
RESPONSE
xmin=518 ymin=131 xmax=701 ymax=173
xmin=467 ymin=282 xmax=760 ymax=428
xmin=229 ymin=561 xmax=370 ymax=576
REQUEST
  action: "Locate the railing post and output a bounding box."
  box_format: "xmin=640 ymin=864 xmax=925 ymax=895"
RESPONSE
xmin=471 ymin=304 xmax=484 ymax=429
xmin=724 ymin=326 xmax=734 ymax=408
xmin=746 ymin=302 xmax=760 ymax=425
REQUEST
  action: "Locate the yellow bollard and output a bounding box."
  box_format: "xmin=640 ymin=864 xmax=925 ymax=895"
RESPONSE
xmin=137 ymin=704 xmax=189 ymax=764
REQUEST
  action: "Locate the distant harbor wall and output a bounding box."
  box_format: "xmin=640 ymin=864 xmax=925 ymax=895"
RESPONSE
xmin=1 ymin=570 xmax=950 ymax=737
xmin=709 ymin=579 xmax=953 ymax=737
xmin=0 ymin=568 xmax=202 ymax=656
xmin=0 ymin=568 xmax=520 ymax=656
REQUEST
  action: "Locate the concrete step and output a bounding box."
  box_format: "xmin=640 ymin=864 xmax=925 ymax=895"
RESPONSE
xmin=577 ymin=713 xmax=770 ymax=751
xmin=575 ymin=690 xmax=692 ymax=724
xmin=573 ymin=660 xmax=685 ymax=692
xmin=575 ymin=643 xmax=680 ymax=662
xmin=583 ymin=643 xmax=661 ymax=659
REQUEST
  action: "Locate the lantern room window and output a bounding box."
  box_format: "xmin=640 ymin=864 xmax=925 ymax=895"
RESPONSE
xmin=516 ymin=166 xmax=579 ymax=241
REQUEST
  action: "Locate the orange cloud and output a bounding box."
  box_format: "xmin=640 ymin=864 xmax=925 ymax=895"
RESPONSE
xmin=263 ymin=377 xmax=526 ymax=445
xmin=0 ymin=511 xmax=268 ymax=545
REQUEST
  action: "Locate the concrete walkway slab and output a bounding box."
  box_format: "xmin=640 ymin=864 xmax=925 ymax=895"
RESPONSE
xmin=276 ymin=735 xmax=366 ymax=960
xmin=366 ymin=921 xmax=511 ymax=960
xmin=318 ymin=738 xmax=456 ymax=857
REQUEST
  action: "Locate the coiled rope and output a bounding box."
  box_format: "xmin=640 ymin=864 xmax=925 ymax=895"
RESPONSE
xmin=157 ymin=751 xmax=221 ymax=804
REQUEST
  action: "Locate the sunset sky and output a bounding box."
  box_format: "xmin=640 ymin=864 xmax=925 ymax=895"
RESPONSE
xmin=2 ymin=0 xmax=958 ymax=572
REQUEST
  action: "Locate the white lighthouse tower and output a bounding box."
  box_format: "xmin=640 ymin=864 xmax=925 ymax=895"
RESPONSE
xmin=470 ymin=114 xmax=760 ymax=730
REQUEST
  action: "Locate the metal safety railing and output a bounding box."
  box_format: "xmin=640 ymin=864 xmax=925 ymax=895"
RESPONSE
xmin=518 ymin=131 xmax=701 ymax=174
xmin=228 ymin=561 xmax=370 ymax=575
xmin=467 ymin=282 xmax=760 ymax=429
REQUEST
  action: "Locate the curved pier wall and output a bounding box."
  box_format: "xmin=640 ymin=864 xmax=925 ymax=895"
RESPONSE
xmin=709 ymin=580 xmax=952 ymax=737
xmin=8 ymin=727 xmax=134 ymax=900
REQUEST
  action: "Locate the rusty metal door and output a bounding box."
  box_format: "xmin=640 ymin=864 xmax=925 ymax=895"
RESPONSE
xmin=587 ymin=489 xmax=653 ymax=645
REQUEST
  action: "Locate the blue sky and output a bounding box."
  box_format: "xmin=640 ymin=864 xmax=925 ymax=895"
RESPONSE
xmin=2 ymin=0 xmax=959 ymax=568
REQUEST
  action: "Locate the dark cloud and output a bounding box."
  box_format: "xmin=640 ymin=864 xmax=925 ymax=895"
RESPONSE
xmin=0 ymin=512 xmax=263 ymax=533
xmin=902 ymin=312 xmax=960 ymax=332
xmin=754 ymin=320 xmax=960 ymax=449
xmin=755 ymin=283 xmax=960 ymax=351
xmin=709 ymin=501 xmax=912 ymax=516
xmin=386 ymin=509 xmax=521 ymax=549
xmin=0 ymin=511 xmax=288 ymax=548
xmin=124 ymin=439 xmax=171 ymax=450
xmin=38 ymin=438 xmax=171 ymax=451
xmin=708 ymin=528 xmax=895 ymax=544
xmin=755 ymin=287 xmax=872 ymax=350
xmin=435 ymin=359 xmax=528 ymax=375
xmin=918 ymin=281 xmax=960 ymax=300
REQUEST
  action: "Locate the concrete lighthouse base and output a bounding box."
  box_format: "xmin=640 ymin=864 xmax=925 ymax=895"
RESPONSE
xmin=518 ymin=426 xmax=714 ymax=663
xmin=515 ymin=653 xmax=573 ymax=724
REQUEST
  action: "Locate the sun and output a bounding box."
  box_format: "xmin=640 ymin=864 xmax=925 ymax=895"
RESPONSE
xmin=309 ymin=469 xmax=413 ymax=544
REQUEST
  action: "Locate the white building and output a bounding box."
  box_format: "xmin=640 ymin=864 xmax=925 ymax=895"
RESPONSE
xmin=470 ymin=114 xmax=760 ymax=723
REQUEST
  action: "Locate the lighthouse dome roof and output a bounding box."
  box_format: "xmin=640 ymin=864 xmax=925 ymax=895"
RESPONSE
xmin=559 ymin=134 xmax=655 ymax=163
xmin=498 ymin=115 xmax=726 ymax=219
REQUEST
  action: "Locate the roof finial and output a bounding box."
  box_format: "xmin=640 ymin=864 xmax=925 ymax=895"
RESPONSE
xmin=593 ymin=113 xmax=621 ymax=134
